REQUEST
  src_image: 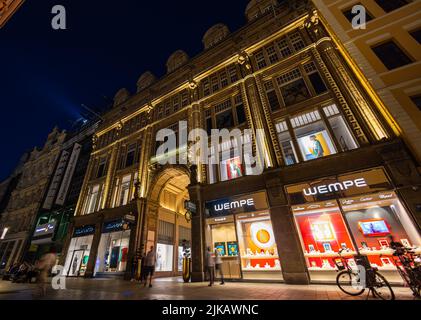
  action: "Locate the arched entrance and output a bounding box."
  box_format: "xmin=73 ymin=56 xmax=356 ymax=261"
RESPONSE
xmin=145 ymin=165 xmax=192 ymax=277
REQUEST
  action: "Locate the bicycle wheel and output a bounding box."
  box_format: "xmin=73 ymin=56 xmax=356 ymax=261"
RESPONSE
xmin=336 ymin=270 xmax=365 ymax=296
xmin=371 ymin=271 xmax=395 ymax=300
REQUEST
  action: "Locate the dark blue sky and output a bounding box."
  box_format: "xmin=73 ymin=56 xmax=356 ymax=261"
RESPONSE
xmin=0 ymin=0 xmax=249 ymax=180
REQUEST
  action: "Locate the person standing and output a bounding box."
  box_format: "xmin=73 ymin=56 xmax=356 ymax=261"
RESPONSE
xmin=143 ymin=246 xmax=156 ymax=288
xmin=206 ymin=247 xmax=215 ymax=287
xmin=214 ymin=248 xmax=225 ymax=285
xmin=35 ymin=250 xmax=57 ymax=297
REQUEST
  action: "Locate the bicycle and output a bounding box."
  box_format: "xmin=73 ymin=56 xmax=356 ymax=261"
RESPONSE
xmin=390 ymin=242 xmax=421 ymax=297
xmin=334 ymin=249 xmax=395 ymax=300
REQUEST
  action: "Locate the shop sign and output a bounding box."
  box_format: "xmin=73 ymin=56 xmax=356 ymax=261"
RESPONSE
xmin=33 ymin=222 xmax=56 ymax=238
xmin=73 ymin=225 xmax=95 ymax=237
xmin=286 ymin=168 xmax=392 ymax=205
xmin=124 ymin=214 xmax=136 ymax=222
xmin=102 ymin=219 xmax=126 ymax=233
xmin=184 ymin=201 xmax=197 ymax=214
xmin=205 ymin=191 xmax=268 ymax=217
xmin=43 ymin=150 xmax=70 ymax=210
xmin=56 ymin=143 xmax=82 ymax=206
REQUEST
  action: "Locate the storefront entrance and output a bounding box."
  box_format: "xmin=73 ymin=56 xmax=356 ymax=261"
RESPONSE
xmin=286 ymin=167 xmax=421 ymax=284
xmin=63 ymin=225 xmax=95 ymax=277
xmin=205 ymin=191 xmax=283 ymax=281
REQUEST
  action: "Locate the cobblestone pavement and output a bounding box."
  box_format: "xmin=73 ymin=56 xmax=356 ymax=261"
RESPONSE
xmin=0 ymin=277 xmax=418 ymax=300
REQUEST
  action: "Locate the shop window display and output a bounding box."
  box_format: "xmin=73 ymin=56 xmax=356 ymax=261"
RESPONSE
xmin=156 ymin=243 xmax=174 ymax=272
xmin=63 ymin=235 xmax=93 ymax=277
xmin=208 ymin=220 xmax=241 ymax=279
xmin=220 ymin=156 xmax=244 ymax=181
xmin=236 ymin=212 xmax=282 ymax=280
xmin=292 ymin=202 xmax=356 ymax=276
xmin=276 ymin=120 xmax=298 ymax=166
xmin=341 ymin=192 xmax=421 ymax=278
xmin=94 ymin=230 xmax=130 ymax=275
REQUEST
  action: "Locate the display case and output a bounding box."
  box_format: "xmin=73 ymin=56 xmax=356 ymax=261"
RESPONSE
xmin=236 ymin=212 xmax=282 ymax=280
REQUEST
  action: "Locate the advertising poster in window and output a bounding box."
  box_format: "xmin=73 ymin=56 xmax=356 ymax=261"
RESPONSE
xmin=225 ymin=157 xmax=243 ymax=180
xmin=297 ymin=130 xmax=335 ymax=160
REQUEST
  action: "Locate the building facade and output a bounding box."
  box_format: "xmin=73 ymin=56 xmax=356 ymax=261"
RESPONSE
xmin=0 ymin=127 xmax=66 ymax=271
xmin=61 ymin=0 xmax=421 ymax=284
xmin=25 ymin=122 xmax=99 ymax=264
xmin=0 ymin=0 xmax=24 ymax=28
xmin=311 ymin=0 xmax=421 ymax=163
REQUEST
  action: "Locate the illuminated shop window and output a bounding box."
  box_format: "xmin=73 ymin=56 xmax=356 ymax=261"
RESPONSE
xmin=63 ymin=235 xmax=94 ymax=277
xmin=95 ymin=229 xmax=131 ymax=275
xmin=157 ymin=220 xmax=175 ymax=272
xmin=275 ymin=120 xmax=298 ymax=166
xmin=341 ymin=192 xmax=421 ymax=280
xmin=291 ymin=110 xmax=337 ymax=161
xmin=323 ymin=104 xmax=358 ymax=151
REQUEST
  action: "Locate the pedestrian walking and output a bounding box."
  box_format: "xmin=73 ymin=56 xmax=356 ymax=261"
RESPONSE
xmin=206 ymin=246 xmax=215 ymax=287
xmin=143 ymin=246 xmax=156 ymax=288
xmin=214 ymin=248 xmax=225 ymax=285
xmin=35 ymin=250 xmax=57 ymax=297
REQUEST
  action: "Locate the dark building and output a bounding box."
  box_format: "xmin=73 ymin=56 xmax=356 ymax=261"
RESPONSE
xmin=25 ymin=121 xmax=99 ymax=263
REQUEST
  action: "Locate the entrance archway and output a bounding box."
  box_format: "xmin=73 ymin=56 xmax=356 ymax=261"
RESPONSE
xmin=145 ymin=165 xmax=192 ymax=277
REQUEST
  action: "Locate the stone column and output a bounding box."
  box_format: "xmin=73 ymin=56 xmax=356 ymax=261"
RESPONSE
xmin=84 ymin=218 xmax=103 ymax=278
xmin=188 ymin=183 xmax=205 ymax=282
xmin=103 ymin=142 xmax=120 ymax=209
xmin=265 ymin=174 xmax=310 ymax=284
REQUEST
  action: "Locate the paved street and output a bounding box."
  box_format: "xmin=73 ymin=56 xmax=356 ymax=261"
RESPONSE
xmin=0 ymin=277 xmax=418 ymax=300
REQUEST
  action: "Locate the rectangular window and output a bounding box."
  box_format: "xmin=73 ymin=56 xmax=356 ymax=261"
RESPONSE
xmin=279 ymin=78 xmax=311 ymax=106
xmin=216 ymin=109 xmax=234 ymax=129
xmin=206 ymin=117 xmax=213 ymax=136
xmin=308 ymin=72 xmax=327 ymax=95
xmin=292 ymin=110 xmax=337 ymax=161
xmin=211 ymin=75 xmax=219 ymax=92
xmin=289 ymin=31 xmax=305 ymax=51
xmin=203 ymin=79 xmax=210 ymax=96
xmin=276 ymin=37 xmax=292 ymax=58
xmin=228 ymin=65 xmax=238 ymax=83
xmin=118 ymin=174 xmax=131 ymax=207
xmin=409 ymin=29 xmax=421 ymax=44
xmin=265 ymin=45 xmax=279 ymax=64
xmin=343 ymin=4 xmax=373 ymax=23
xmin=255 ymin=50 xmax=267 ymax=69
xmin=86 ymin=185 xmax=100 ymax=214
xmin=97 ymin=158 xmax=107 ymax=178
xmin=323 ymin=104 xmax=358 ymax=151
xmin=220 ymin=71 xmax=228 ymax=88
xmin=410 ymin=95 xmax=421 ymax=111
xmin=276 ymin=120 xmax=298 ymax=166
xmin=220 ymin=156 xmax=244 ymax=182
xmin=125 ymin=144 xmax=136 ymax=168
xmin=372 ymin=40 xmax=413 ymax=70
xmin=375 ymin=0 xmax=410 ymax=13
xmin=264 ymin=81 xmax=281 ymax=112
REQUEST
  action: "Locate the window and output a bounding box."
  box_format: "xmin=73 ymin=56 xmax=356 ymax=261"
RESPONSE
xmin=410 ymin=95 xmax=421 ymax=111
xmin=220 ymin=71 xmax=228 ymax=88
xmin=125 ymin=144 xmax=136 ymax=168
xmin=372 ymin=40 xmax=413 ymax=70
xmin=117 ymin=174 xmax=131 ymax=207
xmin=234 ymin=95 xmax=246 ymax=125
xmin=211 ymin=75 xmax=219 ymax=92
xmin=304 ymin=62 xmax=327 ymax=95
xmin=276 ymin=37 xmax=292 ymax=58
xmin=203 ymin=79 xmax=210 ymax=96
xmin=291 ymin=110 xmax=337 ymax=161
xmin=216 ymin=109 xmax=234 ymax=129
xmin=277 ymin=69 xmax=311 ymax=106
xmin=343 ymin=4 xmax=373 ymax=23
xmin=255 ymin=50 xmax=267 ymax=69
xmin=323 ymin=104 xmax=358 ymax=151
xmin=206 ymin=117 xmax=213 ymax=136
xmin=265 ymin=45 xmax=279 ymax=64
xmin=410 ymin=29 xmax=421 ymax=44
xmin=86 ymin=185 xmax=100 ymax=214
xmin=375 ymin=0 xmax=410 ymax=13
xmin=264 ymin=81 xmax=281 ymax=112
xmin=228 ymin=65 xmax=238 ymax=83
xmin=276 ymin=120 xmax=298 ymax=166
xmin=289 ymin=31 xmax=305 ymax=51
xmin=97 ymin=158 xmax=107 ymax=178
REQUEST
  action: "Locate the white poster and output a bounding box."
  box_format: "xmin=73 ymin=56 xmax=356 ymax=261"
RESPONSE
xmin=56 ymin=143 xmax=82 ymax=205
xmin=42 ymin=150 xmax=70 ymax=210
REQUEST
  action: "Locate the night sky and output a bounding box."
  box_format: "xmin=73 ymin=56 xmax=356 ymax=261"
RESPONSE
xmin=0 ymin=0 xmax=249 ymax=180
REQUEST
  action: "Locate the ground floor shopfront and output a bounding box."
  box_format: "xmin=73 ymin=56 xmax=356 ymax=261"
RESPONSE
xmin=188 ymin=141 xmax=421 ymax=285
xmin=0 ymin=232 xmax=27 ymax=272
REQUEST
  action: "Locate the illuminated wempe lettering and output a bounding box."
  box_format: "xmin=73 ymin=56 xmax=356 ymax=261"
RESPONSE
xmin=303 ymin=178 xmax=368 ymax=196
xmin=214 ymin=198 xmax=255 ymax=212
